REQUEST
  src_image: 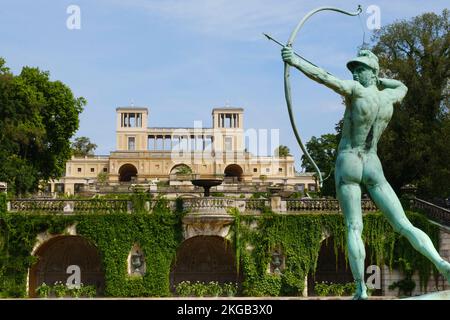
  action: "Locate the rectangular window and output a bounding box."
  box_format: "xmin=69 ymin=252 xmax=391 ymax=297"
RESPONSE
xmin=253 ymin=168 xmax=258 ymax=173
xmin=123 ymin=113 xmax=128 ymax=127
xmin=180 ymin=136 xmax=189 ymax=151
xmin=74 ymin=183 xmax=84 ymax=193
xmin=55 ymin=183 xmax=65 ymax=193
xmin=156 ymin=136 xmax=164 ymax=150
xmin=265 ymin=168 xmax=270 ymax=173
xmin=308 ymin=184 xmax=316 ymax=192
xmin=164 ymin=136 xmax=172 ymax=151
xmin=129 ymin=113 xmax=136 ymax=127
xmin=296 ymin=184 xmax=305 ymax=192
xmin=278 ymin=168 xmax=283 ymax=173
xmin=148 ymin=135 xmax=155 ymax=150
xmin=225 ymin=137 xmax=233 ymax=152
xmin=77 ymin=168 xmax=82 ymax=173
xmin=128 ymin=137 xmax=135 ymax=151
xmin=90 ymin=168 xmax=95 ymax=173
xmin=103 ymin=167 xmax=108 ymax=173
xmin=225 ymin=114 xmax=232 ymax=128
xmin=204 ymin=136 xmax=213 ymax=152
xmin=136 ymin=113 xmax=142 ymax=127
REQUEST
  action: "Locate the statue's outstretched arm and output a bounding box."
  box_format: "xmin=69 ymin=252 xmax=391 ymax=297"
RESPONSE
xmin=282 ymin=47 xmax=353 ymax=97
xmin=379 ymin=78 xmax=408 ymax=104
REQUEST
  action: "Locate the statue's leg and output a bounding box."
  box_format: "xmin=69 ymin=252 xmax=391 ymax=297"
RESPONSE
xmin=364 ymin=154 xmax=450 ymax=283
xmin=335 ymin=152 xmax=368 ymax=299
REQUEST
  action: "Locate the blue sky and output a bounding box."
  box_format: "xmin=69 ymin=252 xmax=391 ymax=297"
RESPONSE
xmin=1 ymin=0 xmax=448 ymax=169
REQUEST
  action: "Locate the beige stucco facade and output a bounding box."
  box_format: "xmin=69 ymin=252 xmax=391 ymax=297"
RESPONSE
xmin=49 ymin=106 xmax=317 ymax=194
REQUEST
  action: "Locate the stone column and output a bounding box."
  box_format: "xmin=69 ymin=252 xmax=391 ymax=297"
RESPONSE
xmin=271 ymin=195 xmax=282 ymax=213
xmin=270 ymin=195 xmax=287 ymax=213
xmin=303 ymin=276 xmax=308 ymax=297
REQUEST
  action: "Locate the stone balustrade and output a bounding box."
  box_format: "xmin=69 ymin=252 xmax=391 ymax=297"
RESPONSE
xmin=11 ymin=198 xmax=450 ymax=224
xmin=182 ymin=197 xmax=243 ymax=214
xmin=411 ymin=198 xmax=450 ymax=226
xmin=286 ymin=199 xmax=340 ymax=212
xmin=244 ymin=199 xmax=269 ymax=212
xmin=9 ymin=199 xmax=129 ymax=213
xmin=7 ymin=197 xmax=380 ymax=215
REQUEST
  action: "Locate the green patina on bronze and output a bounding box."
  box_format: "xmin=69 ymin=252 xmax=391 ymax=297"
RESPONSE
xmin=280 ymin=6 xmax=450 ymax=299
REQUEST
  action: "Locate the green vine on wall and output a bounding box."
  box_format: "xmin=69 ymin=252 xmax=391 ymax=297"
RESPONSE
xmin=0 ymin=194 xmax=6 ymax=215
xmin=0 ymin=197 xmax=183 ymax=297
xmin=0 ymin=194 xmax=441 ymax=297
xmin=231 ymin=209 xmax=440 ymax=296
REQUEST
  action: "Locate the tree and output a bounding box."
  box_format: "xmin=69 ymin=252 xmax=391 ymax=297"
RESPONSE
xmin=175 ymin=165 xmax=192 ymax=175
xmin=97 ymin=172 xmax=108 ymax=185
xmin=274 ymin=145 xmax=291 ymax=157
xmin=72 ymin=136 xmax=97 ymax=157
xmin=0 ymin=58 xmax=85 ymax=195
xmin=371 ymin=10 xmax=450 ymax=198
xmin=301 ymin=133 xmax=339 ymax=197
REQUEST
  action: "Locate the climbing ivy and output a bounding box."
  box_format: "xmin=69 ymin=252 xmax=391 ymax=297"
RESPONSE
xmin=0 ymin=197 xmax=183 ymax=298
xmin=232 ymin=209 xmax=440 ymax=296
xmin=0 ymin=193 xmax=6 ymax=215
xmin=0 ymin=213 xmax=74 ymax=297
xmin=76 ymin=209 xmax=182 ymax=297
xmin=0 ymin=195 xmax=440 ymax=297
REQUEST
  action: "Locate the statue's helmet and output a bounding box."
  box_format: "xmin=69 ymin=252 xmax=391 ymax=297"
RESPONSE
xmin=346 ymin=50 xmax=379 ymax=76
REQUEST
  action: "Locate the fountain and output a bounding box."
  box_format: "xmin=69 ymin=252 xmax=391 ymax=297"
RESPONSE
xmin=191 ymin=179 xmax=223 ymax=197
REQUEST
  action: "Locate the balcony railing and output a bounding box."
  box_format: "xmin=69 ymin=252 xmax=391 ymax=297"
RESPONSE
xmin=411 ymin=198 xmax=450 ymax=226
xmin=8 ymin=197 xmax=449 ymax=228
xmin=285 ymin=199 xmax=377 ymax=212
xmin=9 ymin=199 xmax=129 ymax=213
xmin=245 ymin=199 xmax=269 ymax=212
xmin=182 ymin=197 xmax=238 ymax=213
xmin=7 ymin=197 xmax=378 ymax=215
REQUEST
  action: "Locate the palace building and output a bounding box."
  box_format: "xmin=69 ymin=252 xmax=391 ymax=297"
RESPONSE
xmin=48 ymin=106 xmax=316 ymax=195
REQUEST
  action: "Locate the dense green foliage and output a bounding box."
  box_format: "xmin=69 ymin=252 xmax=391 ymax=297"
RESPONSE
xmin=174 ymin=164 xmax=192 ymax=175
xmin=233 ymin=209 xmax=439 ymax=296
xmin=76 ymin=211 xmax=181 ymax=297
xmin=71 ymin=136 xmax=97 ymax=157
xmin=301 ymin=133 xmax=339 ymax=197
xmin=274 ymin=145 xmax=291 ymax=157
xmin=0 ymin=58 xmax=85 ymax=195
xmin=0 ymin=194 xmax=6 ymax=214
xmin=0 ymin=196 xmax=440 ymax=297
xmin=175 ymin=281 xmax=238 ymax=297
xmin=0 ymin=197 xmax=183 ymax=297
xmin=372 ymin=10 xmax=450 ymax=198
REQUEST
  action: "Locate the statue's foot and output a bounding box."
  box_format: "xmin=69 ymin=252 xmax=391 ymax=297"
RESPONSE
xmin=352 ymin=282 xmax=368 ymax=300
xmin=437 ymin=260 xmax=450 ymax=284
xmin=352 ymin=291 xmax=368 ymax=300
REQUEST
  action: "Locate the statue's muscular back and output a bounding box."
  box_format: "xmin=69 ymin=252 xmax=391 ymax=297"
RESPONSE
xmin=338 ymin=83 xmax=394 ymax=155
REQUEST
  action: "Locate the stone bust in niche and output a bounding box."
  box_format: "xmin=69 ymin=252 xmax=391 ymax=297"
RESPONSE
xmin=128 ymin=244 xmax=146 ymax=276
xmin=131 ymin=253 xmax=143 ymax=273
xmin=270 ymin=250 xmax=283 ymax=275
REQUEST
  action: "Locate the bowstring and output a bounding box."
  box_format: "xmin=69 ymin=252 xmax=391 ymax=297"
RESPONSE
xmin=357 ymin=11 xmax=370 ymax=51
xmin=321 ymin=8 xmax=366 ymax=186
